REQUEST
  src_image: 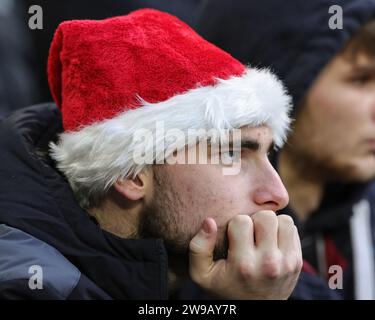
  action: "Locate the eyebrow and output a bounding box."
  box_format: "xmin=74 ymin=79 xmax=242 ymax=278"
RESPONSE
xmin=228 ymin=139 xmax=275 ymax=153
xmin=239 ymin=139 xmax=260 ymax=151
xmin=351 ymin=65 xmax=375 ymax=74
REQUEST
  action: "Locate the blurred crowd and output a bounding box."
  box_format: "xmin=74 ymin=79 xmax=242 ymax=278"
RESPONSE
xmin=0 ymin=0 xmax=204 ymax=118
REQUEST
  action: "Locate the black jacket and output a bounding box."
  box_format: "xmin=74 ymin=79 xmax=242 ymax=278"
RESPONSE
xmin=0 ymin=103 xmax=168 ymax=299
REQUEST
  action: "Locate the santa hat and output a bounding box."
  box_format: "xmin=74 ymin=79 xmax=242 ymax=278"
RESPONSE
xmin=48 ymin=9 xmax=291 ymax=207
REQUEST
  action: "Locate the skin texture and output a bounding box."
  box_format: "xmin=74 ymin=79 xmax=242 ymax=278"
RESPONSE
xmin=142 ymin=126 xmax=289 ymax=258
xmin=90 ymin=125 xmax=303 ymax=299
xmin=280 ymin=52 xmax=375 ymax=219
xmin=189 ymin=212 xmax=302 ymax=299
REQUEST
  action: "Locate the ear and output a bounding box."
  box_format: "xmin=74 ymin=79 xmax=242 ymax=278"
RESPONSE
xmin=114 ymin=175 xmax=146 ymax=201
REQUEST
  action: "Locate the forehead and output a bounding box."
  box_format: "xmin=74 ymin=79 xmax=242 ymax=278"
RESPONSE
xmin=331 ymin=51 xmax=375 ymax=73
xmin=240 ymin=125 xmax=273 ymax=143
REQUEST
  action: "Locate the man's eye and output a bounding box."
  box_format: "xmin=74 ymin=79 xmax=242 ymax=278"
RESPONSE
xmin=351 ymin=74 xmax=372 ymax=86
xmin=221 ymin=150 xmax=240 ymax=162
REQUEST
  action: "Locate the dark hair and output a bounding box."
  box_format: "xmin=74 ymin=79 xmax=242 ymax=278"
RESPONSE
xmin=343 ymin=19 xmax=375 ymax=59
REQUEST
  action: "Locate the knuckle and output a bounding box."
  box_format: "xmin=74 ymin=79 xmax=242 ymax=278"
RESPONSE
xmin=260 ymin=252 xmax=282 ymax=279
xmin=295 ymin=255 xmax=304 ymax=273
xmin=229 ymin=214 xmax=253 ymax=229
xmin=233 ymin=214 xmax=253 ymax=224
xmin=283 ymin=256 xmax=298 ymax=273
xmin=283 ymin=252 xmax=303 ymax=274
xmin=189 ymin=238 xmax=203 ymax=253
xmin=237 ymin=260 xmax=255 ymax=280
xmin=252 ymin=210 xmax=277 ymax=224
xmin=277 ymin=214 xmax=295 ymax=225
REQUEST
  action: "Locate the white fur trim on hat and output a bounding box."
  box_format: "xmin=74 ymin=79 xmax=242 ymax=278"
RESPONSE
xmin=50 ymin=67 xmax=292 ymax=208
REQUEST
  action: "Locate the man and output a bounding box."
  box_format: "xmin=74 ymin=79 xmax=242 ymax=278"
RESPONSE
xmin=197 ymin=0 xmax=375 ymax=299
xmin=0 ymin=9 xmax=301 ymax=299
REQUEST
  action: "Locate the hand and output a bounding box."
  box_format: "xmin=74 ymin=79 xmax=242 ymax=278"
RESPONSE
xmin=189 ymin=211 xmax=302 ymax=299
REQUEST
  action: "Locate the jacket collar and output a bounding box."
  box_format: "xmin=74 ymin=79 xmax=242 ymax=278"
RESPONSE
xmin=0 ymin=103 xmax=168 ymax=299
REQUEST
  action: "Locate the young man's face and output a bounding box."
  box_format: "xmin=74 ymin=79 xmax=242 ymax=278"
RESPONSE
xmin=288 ymin=52 xmax=375 ymax=182
xmin=140 ymin=125 xmax=289 ymax=259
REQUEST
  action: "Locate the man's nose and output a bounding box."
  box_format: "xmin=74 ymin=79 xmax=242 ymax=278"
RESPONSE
xmin=252 ymin=165 xmax=289 ymax=212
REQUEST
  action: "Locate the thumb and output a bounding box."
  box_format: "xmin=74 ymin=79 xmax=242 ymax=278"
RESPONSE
xmin=189 ymin=218 xmax=218 ymax=283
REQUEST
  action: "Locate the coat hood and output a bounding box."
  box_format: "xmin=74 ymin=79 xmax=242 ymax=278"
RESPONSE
xmin=197 ymin=0 xmax=375 ymax=114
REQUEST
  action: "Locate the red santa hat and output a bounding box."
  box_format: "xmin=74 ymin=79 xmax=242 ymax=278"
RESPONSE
xmin=48 ymin=9 xmax=291 ymax=207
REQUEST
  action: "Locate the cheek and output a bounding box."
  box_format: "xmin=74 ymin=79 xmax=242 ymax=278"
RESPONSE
xmin=198 ymin=177 xmax=254 ymax=228
xmin=170 ymin=166 xmax=253 ymax=227
xmin=313 ymin=76 xmax=374 ymax=128
xmin=312 ymin=85 xmax=357 ymax=128
xmin=298 ymin=82 xmax=366 ymax=155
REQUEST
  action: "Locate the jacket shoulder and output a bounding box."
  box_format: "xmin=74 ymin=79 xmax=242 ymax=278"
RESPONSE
xmin=0 ymin=224 xmax=81 ymax=299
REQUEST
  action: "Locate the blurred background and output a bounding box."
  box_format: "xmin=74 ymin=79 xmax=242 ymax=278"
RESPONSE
xmin=0 ymin=0 xmax=207 ymax=118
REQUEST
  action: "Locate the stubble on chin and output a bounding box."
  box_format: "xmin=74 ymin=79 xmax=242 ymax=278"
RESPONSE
xmin=139 ymin=202 xmax=229 ymax=262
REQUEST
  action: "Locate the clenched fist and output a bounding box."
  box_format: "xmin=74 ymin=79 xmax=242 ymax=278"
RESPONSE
xmin=189 ymin=211 xmax=302 ymax=299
